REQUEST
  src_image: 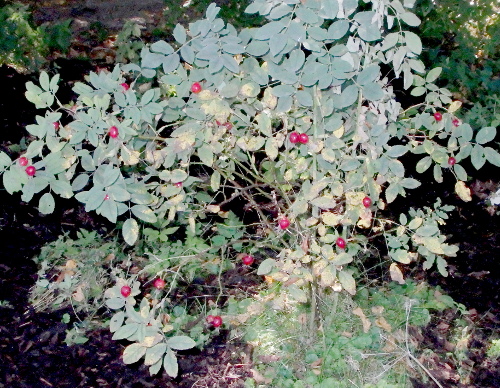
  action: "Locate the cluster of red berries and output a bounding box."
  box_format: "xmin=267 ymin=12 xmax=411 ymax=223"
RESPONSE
xmin=289 ymin=132 xmax=309 ymax=144
xmin=434 ymin=112 xmax=461 ymax=128
xmin=19 ymin=156 xmax=36 ymax=176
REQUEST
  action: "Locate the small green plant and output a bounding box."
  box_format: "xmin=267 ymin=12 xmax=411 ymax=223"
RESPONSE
xmin=0 ymin=2 xmax=71 ymax=71
xmin=487 ymin=339 xmax=500 ymax=359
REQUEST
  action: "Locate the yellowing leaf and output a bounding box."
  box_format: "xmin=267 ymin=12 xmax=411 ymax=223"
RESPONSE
xmin=389 ymin=263 xmax=405 ymax=284
xmin=322 ymin=211 xmax=342 ymax=226
xmin=333 ymin=125 xmax=345 ymax=138
xmin=448 ymin=100 xmax=462 ymax=113
xmin=455 ymin=181 xmax=472 ymax=202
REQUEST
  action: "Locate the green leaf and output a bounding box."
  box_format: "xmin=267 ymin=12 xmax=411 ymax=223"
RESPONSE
xmin=426 ymin=67 xmax=442 ymax=83
xmin=470 ymin=145 xmax=486 ymax=170
xmin=112 ymin=323 xmax=139 ymax=340
xmin=106 ymin=297 xmax=125 ymax=310
xmin=131 ymin=205 xmax=157 ymax=223
xmin=416 ymin=156 xmax=432 ymax=173
xmin=331 ymin=252 xmax=353 ymax=265
xmin=357 ymin=65 xmax=380 ymax=86
xmin=327 ymin=20 xmax=349 ymax=40
xmin=334 ymin=85 xmax=358 ymax=109
xmin=484 ymin=147 xmax=500 ymax=167
xmin=3 ymin=169 xmax=24 ymax=194
xmin=51 ymin=180 xmax=73 ymax=199
xmin=362 ymin=82 xmax=384 ymax=101
xmin=400 ymin=178 xmax=420 ymax=189
xmin=338 ymin=270 xmax=356 ymax=295
xmin=404 ymin=31 xmax=422 ymax=55
xmin=401 ymin=12 xmax=421 ymax=27
xmin=210 ymin=171 xmax=221 ymax=191
xmin=123 ymin=218 xmax=139 ymax=245
xmin=39 ymin=193 xmax=55 ymax=214
xmin=123 ymin=343 xmax=147 ymax=364
xmin=257 ymin=258 xmax=276 ymax=275
xmin=163 ymin=348 xmax=179 ymax=378
xmin=110 ymin=311 xmax=125 ymax=333
xmin=385 ymin=183 xmax=399 ymax=203
xmin=287 ymin=284 xmax=307 ymax=303
xmin=453 ymin=164 xmax=468 ymax=181
xmin=173 ymin=24 xmax=186 ymax=44
xmin=198 ymin=144 xmax=214 ymax=167
xmin=416 ymin=224 xmax=439 ymax=237
xmin=145 ymin=343 xmax=167 ymax=366
xmin=475 ymin=127 xmax=496 ymax=145
xmin=386 ymin=145 xmax=408 ymax=158
xmin=166 ymin=336 xmax=196 ymax=350
xmin=319 ymin=0 xmax=339 ymax=19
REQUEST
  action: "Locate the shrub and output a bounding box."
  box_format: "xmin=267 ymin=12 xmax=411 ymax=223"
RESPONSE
xmin=3 ymin=0 xmax=499 ymax=378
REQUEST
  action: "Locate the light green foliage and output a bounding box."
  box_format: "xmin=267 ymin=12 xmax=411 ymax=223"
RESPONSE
xmin=242 ymin=281 xmax=458 ymax=387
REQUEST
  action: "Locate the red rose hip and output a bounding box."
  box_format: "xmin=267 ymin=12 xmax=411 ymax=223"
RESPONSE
xmin=362 ymin=196 xmax=372 ymax=208
xmin=25 ymin=166 xmax=36 ymax=176
xmin=120 ymin=83 xmax=130 ymax=92
xmin=298 ymin=133 xmax=309 ymax=144
xmin=153 ymin=278 xmax=166 ymax=290
xmin=278 ymin=218 xmax=290 ymax=230
xmin=242 ymin=255 xmax=254 ymax=265
xmin=109 ymin=126 xmax=119 ymax=138
xmin=18 ymin=157 xmax=28 ymax=166
xmin=212 ymin=316 xmax=223 ymax=327
xmin=53 ymin=122 xmax=60 ymax=130
xmin=433 ymin=112 xmax=442 ymax=121
xmin=121 ymin=285 xmax=131 ymax=297
xmin=191 ymin=82 xmax=202 ymax=94
xmin=448 ymin=157 xmax=456 ymax=166
xmin=289 ymin=132 xmax=300 ymax=144
xmin=206 ymin=315 xmax=215 ymax=324
xmin=452 ymin=118 xmax=460 ymax=127
xmin=174 ymin=182 xmax=183 ymax=188
xmin=336 ymin=237 xmax=346 ymax=249
xmin=224 ymin=122 xmax=233 ymax=130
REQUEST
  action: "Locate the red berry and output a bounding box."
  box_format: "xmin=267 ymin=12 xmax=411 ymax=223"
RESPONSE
xmin=434 ymin=112 xmax=442 ymax=121
xmin=153 ymin=278 xmax=166 ymax=290
xmin=452 ymin=118 xmax=460 ymax=127
xmin=336 ymin=237 xmax=346 ymax=249
xmin=104 ymin=194 xmax=110 ymax=200
xmin=212 ymin=316 xmax=223 ymax=327
xmin=242 ymin=255 xmax=254 ymax=265
xmin=298 ymin=133 xmax=309 ymax=144
xmin=53 ymin=122 xmax=60 ymax=130
xmin=289 ymin=132 xmax=300 ymax=144
xmin=448 ymin=157 xmax=456 ymax=166
xmin=191 ymin=82 xmax=202 ymax=94
xmin=121 ymin=285 xmax=131 ymax=297
xmin=18 ymin=157 xmax=28 ymax=166
xmin=120 ymin=83 xmax=130 ymax=92
xmin=25 ymin=166 xmax=36 ymax=176
xmin=206 ymin=315 xmax=215 ymax=324
xmin=278 ymin=218 xmax=290 ymax=230
xmin=174 ymin=182 xmax=183 ymax=188
xmin=109 ymin=126 xmax=119 ymax=138
xmin=224 ymin=122 xmax=233 ymax=130
xmin=216 ymin=120 xmax=222 ymax=126
xmin=362 ymin=196 xmax=372 ymax=208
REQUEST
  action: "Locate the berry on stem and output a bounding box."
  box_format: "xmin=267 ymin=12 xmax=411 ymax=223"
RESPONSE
xmin=109 ymin=126 xmax=119 ymax=138
xmin=448 ymin=157 xmax=456 ymax=166
xmin=121 ymin=285 xmax=131 ymax=297
xmin=336 ymin=237 xmax=346 ymax=249
xmin=224 ymin=122 xmax=233 ymax=130
xmin=289 ymin=132 xmax=299 ymax=144
xmin=18 ymin=157 xmax=28 ymax=167
xmin=120 ymin=83 xmax=130 ymax=92
xmin=434 ymin=112 xmax=443 ymax=121
xmin=298 ymin=133 xmax=309 ymax=144
xmin=278 ymin=217 xmax=290 ymax=230
xmin=206 ymin=315 xmax=215 ymax=324
xmin=104 ymin=194 xmax=110 ymax=200
xmin=212 ymin=316 xmax=223 ymax=327
xmin=242 ymin=255 xmax=254 ymax=265
xmin=191 ymin=82 xmax=202 ymax=94
xmin=452 ymin=118 xmax=460 ymax=127
xmin=174 ymin=182 xmax=183 ymax=188
xmin=153 ymin=278 xmax=166 ymax=290
xmin=362 ymin=196 xmax=372 ymax=208
xmin=53 ymin=122 xmax=60 ymax=130
xmin=25 ymin=166 xmax=36 ymax=176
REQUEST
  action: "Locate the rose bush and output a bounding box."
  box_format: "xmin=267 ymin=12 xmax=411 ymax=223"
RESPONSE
xmin=4 ymin=0 xmax=500 ymax=378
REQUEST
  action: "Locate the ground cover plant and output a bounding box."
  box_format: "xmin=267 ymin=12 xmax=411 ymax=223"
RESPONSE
xmin=1 ymin=0 xmax=500 ymax=385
